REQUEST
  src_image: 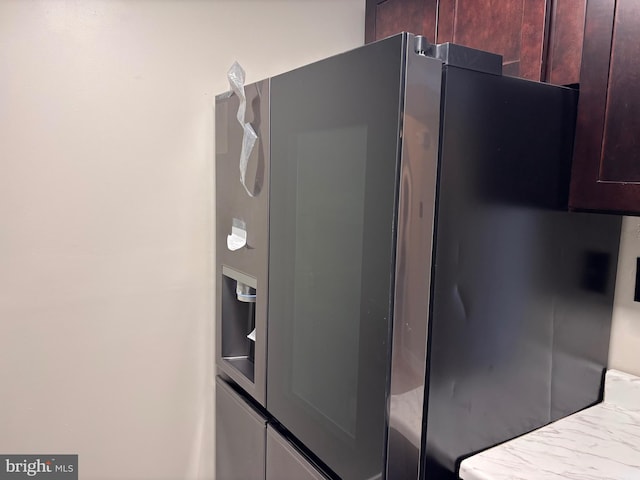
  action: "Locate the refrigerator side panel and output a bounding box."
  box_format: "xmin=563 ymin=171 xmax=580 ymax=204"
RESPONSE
xmin=550 ymin=212 xmax=621 ymax=419
xmin=422 ymin=68 xmax=584 ymax=479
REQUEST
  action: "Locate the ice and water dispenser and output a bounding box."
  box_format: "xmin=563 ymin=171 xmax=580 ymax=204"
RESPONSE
xmin=220 ymin=267 xmax=257 ymax=381
xmin=215 ymin=76 xmax=269 ymax=405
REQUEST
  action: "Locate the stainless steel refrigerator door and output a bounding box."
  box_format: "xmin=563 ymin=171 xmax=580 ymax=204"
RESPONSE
xmin=215 ymin=79 xmax=269 ymax=406
xmin=267 ymin=34 xmax=406 ymax=480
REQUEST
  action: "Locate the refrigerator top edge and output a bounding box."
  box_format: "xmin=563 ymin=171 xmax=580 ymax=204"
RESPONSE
xmin=214 ymin=33 xmax=506 ymax=102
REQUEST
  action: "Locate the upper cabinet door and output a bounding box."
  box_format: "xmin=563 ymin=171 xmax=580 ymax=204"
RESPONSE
xmin=545 ymin=0 xmax=587 ymax=85
xmin=366 ymin=0 xmax=586 ymax=84
xmin=569 ymin=0 xmax=640 ymax=213
xmin=436 ymin=0 xmax=547 ymax=80
xmin=365 ymin=0 xmax=438 ymax=43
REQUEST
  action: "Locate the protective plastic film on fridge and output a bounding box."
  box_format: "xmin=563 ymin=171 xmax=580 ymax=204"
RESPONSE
xmin=214 ymin=33 xmax=622 ymax=480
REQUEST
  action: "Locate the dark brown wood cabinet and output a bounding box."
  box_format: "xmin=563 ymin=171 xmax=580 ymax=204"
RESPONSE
xmin=545 ymin=0 xmax=587 ymax=85
xmin=436 ymin=0 xmax=548 ymax=80
xmin=365 ymin=0 xmax=585 ymax=83
xmin=365 ymin=0 xmax=438 ymax=44
xmin=569 ymin=0 xmax=640 ymax=213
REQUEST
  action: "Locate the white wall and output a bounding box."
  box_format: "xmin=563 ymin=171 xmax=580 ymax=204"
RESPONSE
xmin=0 ymin=1 xmax=364 ymax=479
xmin=610 ymin=216 xmax=640 ymax=376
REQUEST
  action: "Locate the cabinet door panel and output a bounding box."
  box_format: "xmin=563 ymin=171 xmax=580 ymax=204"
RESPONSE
xmin=569 ymin=0 xmax=640 ymax=212
xmin=545 ymin=0 xmax=587 ymax=85
xmin=437 ymin=0 xmax=548 ymax=80
xmin=599 ymin=1 xmax=640 ymax=182
xmin=365 ymin=0 xmax=437 ymax=43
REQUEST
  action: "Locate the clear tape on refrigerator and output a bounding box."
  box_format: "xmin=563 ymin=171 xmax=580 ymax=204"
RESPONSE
xmin=227 ymin=61 xmax=258 ymax=197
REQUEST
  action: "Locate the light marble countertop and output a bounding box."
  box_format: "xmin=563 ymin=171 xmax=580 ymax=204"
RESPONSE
xmin=459 ymin=369 xmax=640 ymax=480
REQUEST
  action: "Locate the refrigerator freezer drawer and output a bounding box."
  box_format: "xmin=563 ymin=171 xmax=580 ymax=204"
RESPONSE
xmin=215 ymin=377 xmax=267 ymax=480
xmin=266 ymin=425 xmax=329 ymax=480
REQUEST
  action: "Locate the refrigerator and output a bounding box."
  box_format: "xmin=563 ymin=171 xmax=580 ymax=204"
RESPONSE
xmin=214 ymin=33 xmax=621 ymax=480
